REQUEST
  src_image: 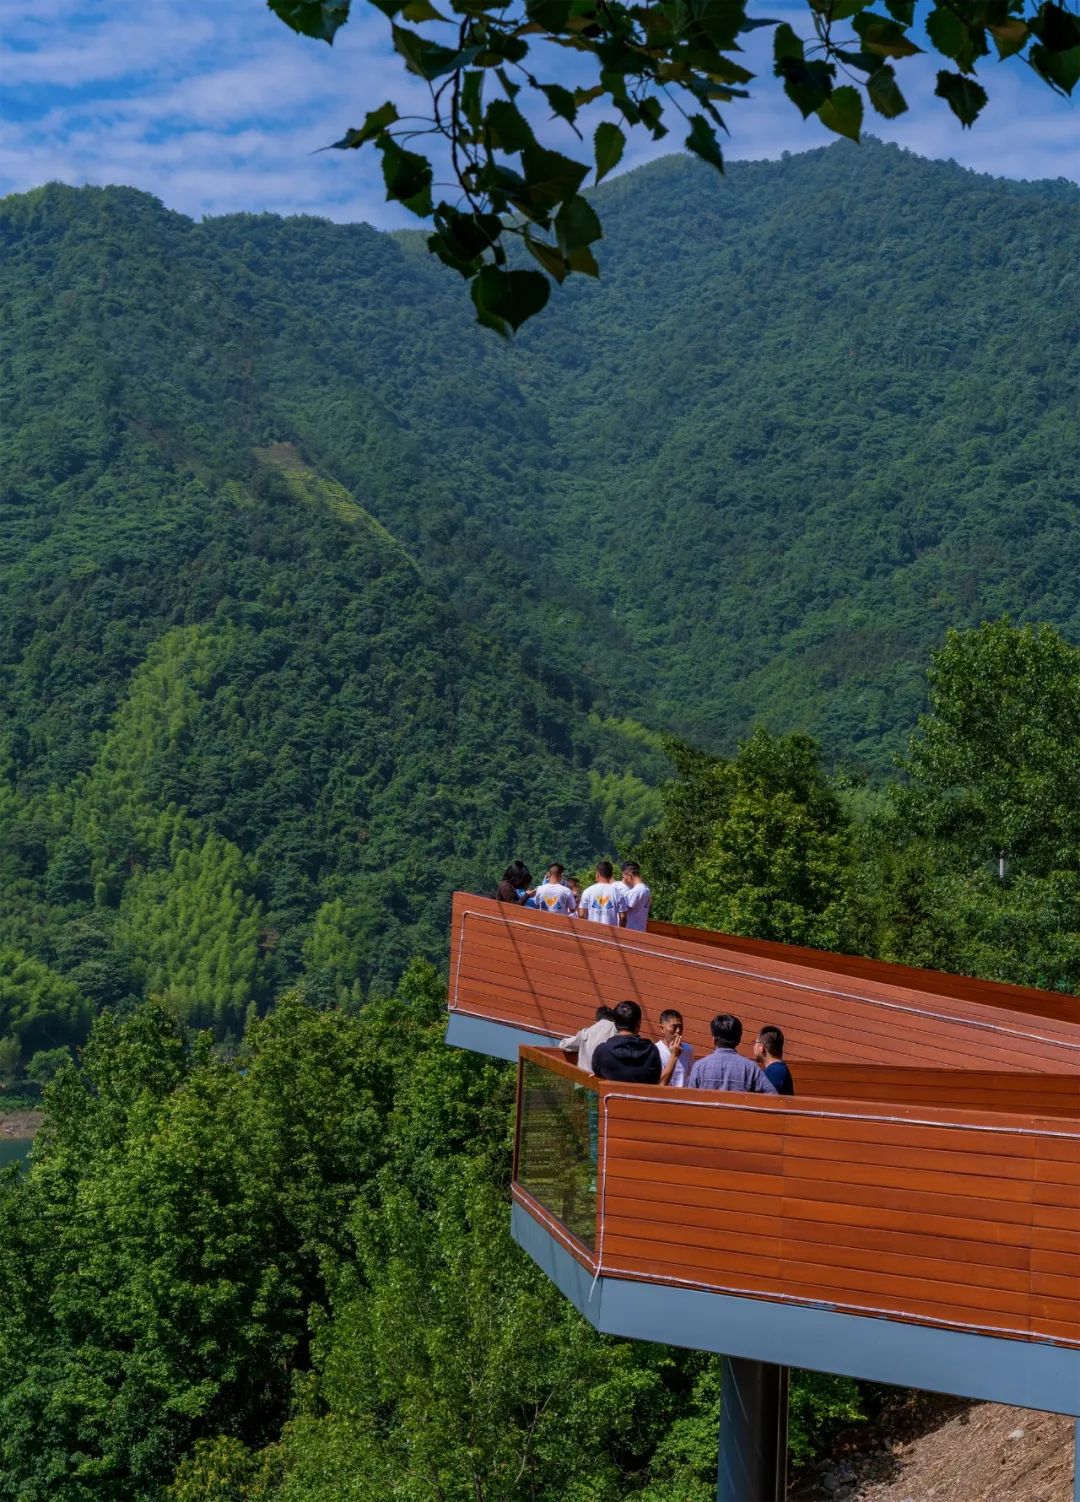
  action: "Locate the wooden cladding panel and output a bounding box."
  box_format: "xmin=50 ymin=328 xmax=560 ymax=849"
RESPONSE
xmin=796 ymin=1065 xmax=1080 ymax=1119
xmin=590 ymin=1084 xmax=1080 ymax=1344
xmin=452 ymin=896 xmax=1080 ymax=1077
xmin=647 ymin=918 xmax=1080 ymax=1029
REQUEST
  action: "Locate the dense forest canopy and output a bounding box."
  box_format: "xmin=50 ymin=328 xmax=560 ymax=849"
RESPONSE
xmin=265 ymin=0 xmax=1080 ymax=330
xmin=4 ymin=618 xmax=1080 ymax=1499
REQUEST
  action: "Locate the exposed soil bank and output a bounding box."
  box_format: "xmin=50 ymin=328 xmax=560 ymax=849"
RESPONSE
xmin=0 ymin=1112 xmax=42 ymax=1139
xmin=794 ymin=1395 xmax=1075 ymax=1501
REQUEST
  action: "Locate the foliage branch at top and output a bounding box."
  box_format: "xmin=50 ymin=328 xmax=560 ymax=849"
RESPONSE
xmin=270 ymin=0 xmax=1079 ymax=331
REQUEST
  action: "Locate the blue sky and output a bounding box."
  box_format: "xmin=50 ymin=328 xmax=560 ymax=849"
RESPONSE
xmin=1 ymin=0 xmax=1076 ymax=226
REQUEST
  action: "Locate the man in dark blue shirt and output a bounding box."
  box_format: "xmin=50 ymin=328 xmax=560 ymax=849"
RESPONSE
xmin=754 ymin=1025 xmax=795 ymax=1096
xmin=591 ymin=1000 xmax=662 ymax=1084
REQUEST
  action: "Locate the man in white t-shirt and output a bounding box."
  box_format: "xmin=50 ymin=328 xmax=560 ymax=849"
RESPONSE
xmin=656 ymin=1008 xmax=694 ymax=1087
xmin=531 ymin=862 xmax=578 ymax=916
xmin=616 ymin=861 xmax=652 ymax=932
xmin=579 ymin=861 xmax=627 ymax=925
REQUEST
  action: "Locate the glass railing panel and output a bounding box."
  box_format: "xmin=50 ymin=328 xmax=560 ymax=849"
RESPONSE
xmin=517 ymin=1059 xmax=598 ymax=1250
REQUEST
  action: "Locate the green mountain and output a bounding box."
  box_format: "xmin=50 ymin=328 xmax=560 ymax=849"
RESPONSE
xmin=1 ymin=140 xmax=1078 ymax=1038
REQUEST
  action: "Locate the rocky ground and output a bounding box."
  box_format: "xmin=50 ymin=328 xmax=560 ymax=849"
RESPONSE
xmin=794 ymin=1395 xmax=1075 ymax=1502
xmin=0 ymin=1111 xmax=42 ymax=1137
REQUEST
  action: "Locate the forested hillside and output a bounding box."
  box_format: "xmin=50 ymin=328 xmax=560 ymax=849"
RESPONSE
xmin=2 ymin=141 xmax=1078 ymax=1062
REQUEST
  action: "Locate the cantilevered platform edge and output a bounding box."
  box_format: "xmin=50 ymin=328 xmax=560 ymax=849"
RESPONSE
xmin=511 ymin=1203 xmax=1080 ymax=1418
xmin=445 ymin=1009 xmax=558 ymax=1061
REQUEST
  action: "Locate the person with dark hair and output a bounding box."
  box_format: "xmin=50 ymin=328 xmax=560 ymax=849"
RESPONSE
xmin=688 ymin=1013 xmax=778 ymax=1093
xmin=591 ymin=1000 xmax=662 ymax=1082
xmin=579 ymin=861 xmax=627 ymax=926
xmin=617 ymin=861 xmax=652 ymax=932
xmin=495 ymin=860 xmax=532 ymax=904
xmin=754 ymin=1025 xmax=794 ymax=1096
xmin=532 ymin=863 xmax=578 ymax=916
xmin=566 ymin=876 xmax=584 ymax=915
xmin=559 ymin=1005 xmax=616 ymax=1074
xmin=656 ymin=1008 xmax=694 ymax=1087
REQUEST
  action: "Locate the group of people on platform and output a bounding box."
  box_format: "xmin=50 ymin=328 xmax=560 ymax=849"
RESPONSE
xmin=495 ymin=855 xmax=793 ymax=1096
xmin=559 ymin=1001 xmax=794 ymax=1095
xmin=495 ymin=859 xmax=651 ymax=931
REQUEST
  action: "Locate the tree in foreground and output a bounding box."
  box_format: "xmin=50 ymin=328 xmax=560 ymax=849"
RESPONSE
xmin=268 ymin=0 xmax=1079 ymax=331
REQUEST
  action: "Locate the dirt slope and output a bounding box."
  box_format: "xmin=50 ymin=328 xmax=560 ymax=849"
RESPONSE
xmin=798 ymin=1398 xmax=1075 ymax=1502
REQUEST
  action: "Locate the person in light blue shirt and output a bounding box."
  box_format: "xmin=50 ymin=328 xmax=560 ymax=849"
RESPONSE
xmin=688 ymin=1013 xmax=778 ymax=1094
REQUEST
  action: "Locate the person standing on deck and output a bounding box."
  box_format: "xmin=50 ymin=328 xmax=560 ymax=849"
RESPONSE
xmin=617 ymin=861 xmax=652 ymax=931
xmin=689 ymin=1014 xmax=778 ymax=1093
xmin=656 ymin=1008 xmax=694 ymax=1087
xmin=579 ymin=862 xmax=627 ymax=925
xmin=532 ymin=864 xmax=578 ymax=916
xmin=591 ymin=1000 xmax=662 ymax=1083
xmin=754 ymin=1025 xmax=795 ymax=1095
xmin=559 ymin=1006 xmax=616 ymax=1074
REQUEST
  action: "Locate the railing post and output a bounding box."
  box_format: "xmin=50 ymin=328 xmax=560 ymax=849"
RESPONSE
xmin=717 ymin=1357 xmax=789 ymax=1502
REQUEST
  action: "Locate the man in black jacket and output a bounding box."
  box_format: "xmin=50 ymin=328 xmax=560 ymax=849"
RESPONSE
xmin=591 ymin=1000 xmax=662 ymax=1084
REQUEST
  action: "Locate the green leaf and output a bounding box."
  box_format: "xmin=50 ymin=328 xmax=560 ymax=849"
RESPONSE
xmin=566 ymin=245 xmax=600 ymax=276
xmin=925 ymin=7 xmax=988 ymax=68
xmin=883 ymin=0 xmax=914 ymax=20
xmin=524 ymin=234 xmax=569 ymax=283
xmin=1029 ymin=2 xmax=1080 ymax=51
xmin=554 ymin=194 xmax=602 ymax=255
xmin=925 ymin=6 xmax=968 ymax=59
xmin=773 ymin=21 xmax=805 ymax=63
xmin=520 ymin=143 xmax=589 ymax=211
xmin=428 ymin=203 xmax=501 ymax=275
xmin=685 ymin=114 xmax=725 ymax=170
xmin=379 ymin=137 xmax=434 ymax=215
xmin=526 ymin=0 xmax=574 ymax=27
xmin=988 ymin=18 xmax=1028 ymax=59
xmin=809 ymin=0 xmax=873 ymax=20
xmin=817 ymin=84 xmax=863 ymax=140
xmin=775 ymin=28 xmax=836 ymax=117
xmin=330 ymin=102 xmax=399 ymax=149
xmin=867 ymin=63 xmax=908 ymax=117
xmin=638 ymin=96 xmax=668 ymax=140
xmin=461 ymin=70 xmax=484 ymax=129
xmin=402 ymin=0 xmax=448 ymax=16
xmin=934 ymin=69 xmax=989 ymax=125
xmin=391 ymin=24 xmax=477 ymax=78
xmin=471 ymin=266 xmax=551 ymax=336
xmin=593 ymin=122 xmax=626 ymax=183
xmin=266 ymin=0 xmax=352 ymax=41
xmin=540 ymin=84 xmax=578 ymax=125
xmin=485 ymin=99 xmax=535 ymax=152
xmin=1030 ymin=41 xmax=1080 ymax=91
xmin=852 ymin=12 xmax=923 ymax=56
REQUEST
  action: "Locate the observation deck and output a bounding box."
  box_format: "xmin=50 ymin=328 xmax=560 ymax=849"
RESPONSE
xmin=446 ymin=894 xmax=1080 ymax=1500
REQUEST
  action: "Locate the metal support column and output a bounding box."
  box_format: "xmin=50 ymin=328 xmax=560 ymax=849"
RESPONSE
xmin=717 ymin=1357 xmax=789 ymax=1502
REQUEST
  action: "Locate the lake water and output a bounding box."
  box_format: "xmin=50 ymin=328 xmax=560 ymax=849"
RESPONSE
xmin=0 ymin=1137 xmax=32 ymax=1171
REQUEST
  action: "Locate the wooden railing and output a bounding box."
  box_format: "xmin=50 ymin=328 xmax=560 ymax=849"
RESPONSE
xmin=513 ymin=1046 xmax=1080 ymax=1349
xmin=451 ymin=893 xmax=1080 ymax=1073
